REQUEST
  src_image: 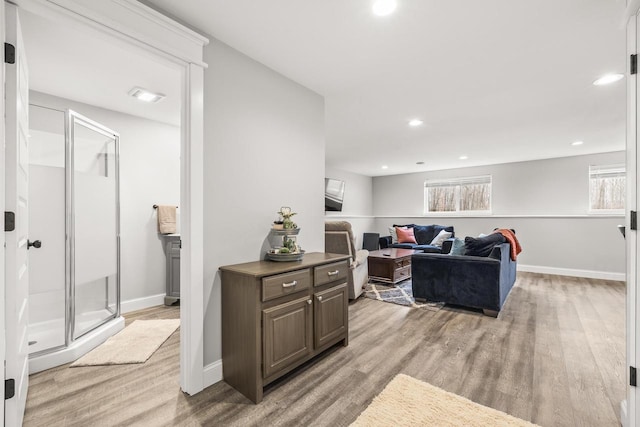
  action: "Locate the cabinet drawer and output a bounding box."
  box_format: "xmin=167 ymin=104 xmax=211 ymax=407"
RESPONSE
xmin=314 ymin=261 xmax=348 ymax=287
xmin=393 ymin=265 xmax=411 ymax=282
xmin=262 ymin=269 xmax=310 ymax=302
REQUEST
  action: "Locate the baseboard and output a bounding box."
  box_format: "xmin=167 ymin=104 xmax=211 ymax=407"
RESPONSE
xmin=203 ymin=360 xmax=223 ymax=389
xmin=517 ymin=264 xmax=625 ymax=281
xmin=121 ymin=293 xmax=166 ymax=314
xmin=621 ymin=399 xmax=627 ymax=427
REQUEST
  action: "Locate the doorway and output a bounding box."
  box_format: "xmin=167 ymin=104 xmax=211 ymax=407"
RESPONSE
xmin=3 ymin=1 xmax=207 ymax=424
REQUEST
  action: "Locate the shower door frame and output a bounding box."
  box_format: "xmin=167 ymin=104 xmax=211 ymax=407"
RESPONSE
xmin=66 ymin=110 xmax=121 ymax=344
xmin=4 ymin=0 xmax=209 ymax=397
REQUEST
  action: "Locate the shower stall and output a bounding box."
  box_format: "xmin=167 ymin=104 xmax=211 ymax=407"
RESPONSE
xmin=27 ymin=104 xmax=124 ymax=373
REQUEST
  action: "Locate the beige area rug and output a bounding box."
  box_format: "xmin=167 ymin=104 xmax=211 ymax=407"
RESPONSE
xmin=71 ymin=319 xmax=180 ymax=367
xmin=351 ymin=374 xmax=538 ymax=427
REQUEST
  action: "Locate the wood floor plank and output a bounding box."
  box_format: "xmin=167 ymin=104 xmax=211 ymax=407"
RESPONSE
xmin=23 ymin=273 xmax=625 ymax=427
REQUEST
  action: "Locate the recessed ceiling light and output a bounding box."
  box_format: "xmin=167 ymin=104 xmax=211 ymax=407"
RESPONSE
xmin=593 ymin=74 xmax=624 ymax=86
xmin=372 ymin=0 xmax=397 ymax=16
xmin=459 ymin=155 xmax=468 ymax=160
xmin=409 ymin=119 xmax=424 ymax=127
xmin=128 ymin=87 xmax=165 ymax=103
xmin=381 ymin=165 xmax=389 ymax=169
xmin=416 ymin=161 xmax=425 ymax=165
xmin=571 ymin=140 xmax=584 ymax=146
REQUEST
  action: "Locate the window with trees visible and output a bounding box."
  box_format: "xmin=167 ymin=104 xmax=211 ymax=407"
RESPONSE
xmin=424 ymin=175 xmax=492 ymax=214
xmin=589 ymin=164 xmax=625 ymax=212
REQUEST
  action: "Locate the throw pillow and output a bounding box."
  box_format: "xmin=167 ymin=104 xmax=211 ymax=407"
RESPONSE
xmin=413 ymin=225 xmax=435 ymax=245
xmin=388 ymin=226 xmax=399 ymax=244
xmin=464 ymin=233 xmax=506 ymax=257
xmin=396 ymin=226 xmax=417 ymax=244
xmin=390 ymin=224 xmax=414 ymax=243
xmin=448 ymin=237 xmax=465 ymax=255
xmin=430 ymin=229 xmax=453 ymax=247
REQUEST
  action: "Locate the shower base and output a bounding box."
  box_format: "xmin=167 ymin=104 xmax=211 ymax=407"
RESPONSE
xmin=29 ymin=316 xmax=124 ymax=374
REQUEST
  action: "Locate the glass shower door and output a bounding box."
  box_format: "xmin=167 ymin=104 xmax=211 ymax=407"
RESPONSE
xmin=69 ymin=111 xmax=120 ymax=340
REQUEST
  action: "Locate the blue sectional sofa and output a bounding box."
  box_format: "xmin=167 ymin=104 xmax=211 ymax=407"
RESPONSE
xmin=411 ymin=241 xmax=517 ymax=317
xmin=379 ymin=224 xmax=454 ymax=253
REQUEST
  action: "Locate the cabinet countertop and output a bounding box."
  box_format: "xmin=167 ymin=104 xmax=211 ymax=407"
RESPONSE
xmin=219 ymin=252 xmax=351 ymax=278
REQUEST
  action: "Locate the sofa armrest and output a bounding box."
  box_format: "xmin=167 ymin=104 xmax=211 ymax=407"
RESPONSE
xmin=379 ymin=236 xmax=392 ymax=249
xmin=353 ymin=249 xmax=369 ymax=268
xmin=441 ymin=238 xmax=455 ymax=254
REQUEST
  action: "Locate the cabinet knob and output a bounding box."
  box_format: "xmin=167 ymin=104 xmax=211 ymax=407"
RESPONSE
xmin=317 ymin=296 xmax=323 ymax=302
xmin=307 ymin=299 xmax=312 ymax=305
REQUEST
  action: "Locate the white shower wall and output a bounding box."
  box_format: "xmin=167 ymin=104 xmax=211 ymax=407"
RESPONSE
xmin=30 ymin=91 xmax=181 ymax=307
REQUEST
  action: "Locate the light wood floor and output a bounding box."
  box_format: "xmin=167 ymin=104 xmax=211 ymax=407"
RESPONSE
xmin=23 ymin=272 xmax=625 ymax=427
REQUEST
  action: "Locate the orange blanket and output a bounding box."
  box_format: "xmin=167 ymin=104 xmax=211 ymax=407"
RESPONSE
xmin=493 ymin=228 xmax=522 ymax=261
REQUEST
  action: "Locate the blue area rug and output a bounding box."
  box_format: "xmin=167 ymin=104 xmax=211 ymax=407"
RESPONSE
xmin=363 ymin=280 xmax=444 ymax=311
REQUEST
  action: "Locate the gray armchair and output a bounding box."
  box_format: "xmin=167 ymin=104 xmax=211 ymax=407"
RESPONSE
xmin=325 ymin=221 xmax=369 ymax=299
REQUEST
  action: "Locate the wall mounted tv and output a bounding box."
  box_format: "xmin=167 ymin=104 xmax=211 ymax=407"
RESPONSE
xmin=325 ymin=178 xmax=345 ymax=212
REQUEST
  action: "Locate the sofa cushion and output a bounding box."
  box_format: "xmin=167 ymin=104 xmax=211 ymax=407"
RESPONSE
xmin=413 ymin=225 xmax=435 ymax=245
xmin=433 ymin=225 xmax=455 ymax=238
xmin=396 ymin=226 xmax=417 ymax=244
xmin=430 ymin=230 xmax=453 ymax=247
xmin=449 ymin=237 xmax=466 ymax=255
xmin=390 ymin=243 xmax=418 ymax=249
xmin=417 ymin=245 xmax=442 ymax=253
xmin=464 ymin=234 xmax=506 ymax=257
xmin=388 ymin=227 xmax=399 ymax=244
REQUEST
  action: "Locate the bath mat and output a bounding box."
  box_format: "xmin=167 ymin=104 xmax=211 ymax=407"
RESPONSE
xmin=70 ymin=319 xmax=180 ymax=367
xmin=351 ymin=374 xmax=538 ymax=427
xmin=363 ymin=280 xmax=444 ymax=311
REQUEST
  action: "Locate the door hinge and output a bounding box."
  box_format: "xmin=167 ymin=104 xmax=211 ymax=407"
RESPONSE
xmin=631 ymin=211 xmax=637 ymax=231
xmin=632 ymin=54 xmax=638 ymax=75
xmin=4 ymin=211 xmax=15 ymax=232
xmin=4 ymin=379 xmax=15 ymax=399
xmin=4 ymin=43 xmax=15 ymax=65
xmin=631 ymin=366 xmax=637 ymax=387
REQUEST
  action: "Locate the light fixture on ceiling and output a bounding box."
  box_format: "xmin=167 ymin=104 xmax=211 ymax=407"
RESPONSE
xmin=571 ymin=140 xmax=584 ymax=146
xmin=372 ymin=0 xmax=397 ymax=16
xmin=592 ymin=73 xmax=624 ymax=86
xmin=128 ymin=87 xmax=165 ymax=103
xmin=381 ymin=165 xmax=389 ymax=169
xmin=459 ymin=155 xmax=468 ymax=160
xmin=408 ymin=119 xmax=424 ymax=127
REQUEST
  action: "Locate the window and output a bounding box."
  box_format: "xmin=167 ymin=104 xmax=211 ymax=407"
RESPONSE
xmin=424 ymin=175 xmax=491 ymax=214
xmin=589 ymin=164 xmax=625 ymax=212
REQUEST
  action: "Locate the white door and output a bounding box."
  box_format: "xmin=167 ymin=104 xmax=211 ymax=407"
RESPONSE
xmin=5 ymin=3 xmax=30 ymax=425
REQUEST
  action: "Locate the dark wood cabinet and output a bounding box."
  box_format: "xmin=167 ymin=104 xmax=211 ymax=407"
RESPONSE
xmin=314 ymin=284 xmax=348 ymax=349
xmin=220 ymin=252 xmax=350 ymax=403
xmin=262 ymin=295 xmax=313 ymax=379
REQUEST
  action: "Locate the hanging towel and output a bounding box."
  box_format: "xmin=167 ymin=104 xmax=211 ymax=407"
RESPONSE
xmin=157 ymin=205 xmax=177 ymax=234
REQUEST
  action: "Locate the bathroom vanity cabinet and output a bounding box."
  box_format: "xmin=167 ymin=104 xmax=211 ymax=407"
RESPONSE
xmin=163 ymin=234 xmax=180 ymax=305
xmin=220 ymin=252 xmax=350 ymax=403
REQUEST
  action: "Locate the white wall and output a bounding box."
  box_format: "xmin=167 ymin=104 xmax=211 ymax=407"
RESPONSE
xmin=372 ymin=151 xmax=626 ymax=278
xmin=30 ymin=91 xmax=180 ymax=304
xmin=203 ymin=39 xmax=325 ymax=365
xmin=324 ymin=166 xmax=374 ymax=250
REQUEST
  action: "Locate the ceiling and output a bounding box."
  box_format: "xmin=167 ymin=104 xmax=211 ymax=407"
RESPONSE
xmin=20 ymin=10 xmax=181 ymax=127
xmin=20 ymin=1 xmax=627 ymax=176
xmin=144 ymin=0 xmax=627 ymax=176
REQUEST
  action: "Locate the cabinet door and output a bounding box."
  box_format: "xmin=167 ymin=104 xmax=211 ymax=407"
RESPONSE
xmin=263 ymin=296 xmax=312 ymax=379
xmin=314 ymin=283 xmax=348 ymax=349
